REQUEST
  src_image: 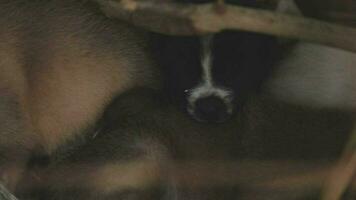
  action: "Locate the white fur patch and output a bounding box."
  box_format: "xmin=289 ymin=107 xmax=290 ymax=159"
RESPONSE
xmin=201 ymin=35 xmax=214 ymax=85
xmin=187 ymin=35 xmax=234 ymax=115
xmin=187 ymin=84 xmax=234 ymax=116
xmin=267 ymin=43 xmax=356 ymax=109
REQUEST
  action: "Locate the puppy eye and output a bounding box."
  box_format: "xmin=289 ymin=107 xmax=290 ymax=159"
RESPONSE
xmin=184 ymin=89 xmax=190 ymax=93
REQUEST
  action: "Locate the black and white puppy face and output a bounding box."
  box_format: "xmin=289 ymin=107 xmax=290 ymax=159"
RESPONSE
xmin=152 ymin=0 xmax=278 ymax=123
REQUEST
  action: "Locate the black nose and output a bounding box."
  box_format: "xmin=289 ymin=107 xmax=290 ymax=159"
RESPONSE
xmin=192 ymin=96 xmax=230 ymax=123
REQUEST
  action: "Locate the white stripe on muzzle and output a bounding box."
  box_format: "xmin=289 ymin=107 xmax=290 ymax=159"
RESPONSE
xmin=187 ymin=35 xmax=234 ymax=115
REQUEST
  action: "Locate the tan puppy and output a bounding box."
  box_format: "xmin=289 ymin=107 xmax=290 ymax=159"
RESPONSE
xmin=0 ymin=0 xmax=157 ymax=190
xmin=17 ymin=88 xmax=353 ymax=200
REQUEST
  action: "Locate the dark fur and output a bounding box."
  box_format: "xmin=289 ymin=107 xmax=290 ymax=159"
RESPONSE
xmin=150 ymin=0 xmax=278 ymax=120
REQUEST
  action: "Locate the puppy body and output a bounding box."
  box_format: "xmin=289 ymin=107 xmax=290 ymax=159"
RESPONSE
xmin=21 ymin=88 xmax=353 ymax=200
xmin=27 ymin=88 xmax=243 ymax=200
xmin=0 ymin=0 xmax=156 ymax=189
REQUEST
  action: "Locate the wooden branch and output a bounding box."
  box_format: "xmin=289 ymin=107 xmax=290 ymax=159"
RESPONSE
xmin=93 ymin=0 xmax=356 ymax=53
xmin=0 ymin=183 xmax=18 ymax=200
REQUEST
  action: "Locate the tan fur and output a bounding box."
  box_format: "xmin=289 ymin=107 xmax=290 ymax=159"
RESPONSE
xmin=0 ymin=0 xmax=156 ymax=189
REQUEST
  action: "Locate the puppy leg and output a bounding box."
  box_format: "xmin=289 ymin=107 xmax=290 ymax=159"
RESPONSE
xmin=0 ymin=92 xmax=36 ymax=192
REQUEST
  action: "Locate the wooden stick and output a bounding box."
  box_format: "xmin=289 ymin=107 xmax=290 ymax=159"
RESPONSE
xmin=93 ymin=0 xmax=356 ymax=52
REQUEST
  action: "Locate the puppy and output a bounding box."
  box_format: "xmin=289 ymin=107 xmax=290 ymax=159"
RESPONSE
xmin=0 ymin=0 xmax=157 ymax=190
xmin=150 ymin=0 xmax=281 ymax=123
xmin=18 ymin=88 xmax=244 ymax=199
xmin=17 ymin=88 xmax=353 ymax=200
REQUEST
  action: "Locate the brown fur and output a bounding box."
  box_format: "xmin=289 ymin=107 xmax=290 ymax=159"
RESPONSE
xmin=0 ymin=0 xmax=157 ymax=190
xmin=17 ymin=88 xmax=354 ymax=200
